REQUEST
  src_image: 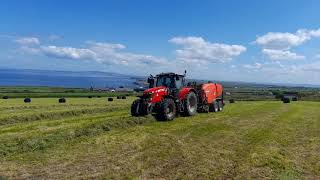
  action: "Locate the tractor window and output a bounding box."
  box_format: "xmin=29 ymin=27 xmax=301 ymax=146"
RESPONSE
xmin=156 ymin=76 xmax=175 ymax=88
xmin=175 ymin=77 xmax=183 ymax=89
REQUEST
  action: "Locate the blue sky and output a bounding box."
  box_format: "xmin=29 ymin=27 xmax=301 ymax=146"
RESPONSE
xmin=1 ymin=0 xmax=320 ymax=84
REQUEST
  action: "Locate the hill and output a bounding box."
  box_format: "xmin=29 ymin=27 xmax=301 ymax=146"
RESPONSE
xmin=1 ymin=68 xmax=320 ymax=89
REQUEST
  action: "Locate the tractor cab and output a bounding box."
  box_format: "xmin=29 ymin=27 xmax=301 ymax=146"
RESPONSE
xmin=148 ymin=73 xmax=185 ymax=89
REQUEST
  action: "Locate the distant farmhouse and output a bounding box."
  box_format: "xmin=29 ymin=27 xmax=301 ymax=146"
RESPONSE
xmin=88 ymin=86 xmax=133 ymax=92
xmin=115 ymin=86 xmax=133 ymax=92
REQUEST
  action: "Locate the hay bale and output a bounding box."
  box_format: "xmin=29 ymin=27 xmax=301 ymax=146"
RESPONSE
xmin=121 ymin=96 xmax=127 ymax=99
xmin=59 ymin=98 xmax=66 ymax=103
xmin=97 ymin=96 xmax=101 ymax=98
xmin=108 ymin=97 xmax=113 ymax=102
xmin=282 ymin=97 xmax=290 ymax=103
xmin=117 ymin=96 xmax=121 ymax=99
xmin=24 ymin=97 xmax=31 ymax=103
xmin=88 ymin=96 xmax=93 ymax=98
xmin=2 ymin=96 xmax=8 ymax=99
xmin=229 ymin=99 xmax=235 ymax=103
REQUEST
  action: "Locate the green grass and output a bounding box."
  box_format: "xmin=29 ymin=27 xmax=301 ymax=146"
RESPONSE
xmin=0 ymin=98 xmax=319 ymax=179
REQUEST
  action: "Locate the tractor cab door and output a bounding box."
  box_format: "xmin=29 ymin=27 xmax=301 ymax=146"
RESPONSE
xmin=175 ymin=76 xmax=184 ymax=89
xmin=169 ymin=76 xmax=184 ymax=100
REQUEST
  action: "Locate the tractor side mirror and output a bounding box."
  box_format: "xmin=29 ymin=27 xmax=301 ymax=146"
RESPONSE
xmin=147 ymin=77 xmax=155 ymax=88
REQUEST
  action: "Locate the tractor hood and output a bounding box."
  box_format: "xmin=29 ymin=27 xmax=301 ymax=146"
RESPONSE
xmin=143 ymin=86 xmax=167 ymax=94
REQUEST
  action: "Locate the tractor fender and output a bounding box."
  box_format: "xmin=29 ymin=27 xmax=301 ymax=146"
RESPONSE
xmin=179 ymin=87 xmax=197 ymax=100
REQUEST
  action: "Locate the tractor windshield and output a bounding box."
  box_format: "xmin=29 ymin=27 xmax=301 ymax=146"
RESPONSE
xmin=156 ymin=76 xmax=176 ymax=88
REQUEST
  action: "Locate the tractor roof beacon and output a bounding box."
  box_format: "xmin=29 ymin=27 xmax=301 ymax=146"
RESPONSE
xmin=131 ymin=71 xmax=224 ymax=121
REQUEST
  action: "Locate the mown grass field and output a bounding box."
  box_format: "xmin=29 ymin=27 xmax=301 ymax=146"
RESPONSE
xmin=0 ymin=97 xmax=319 ymax=179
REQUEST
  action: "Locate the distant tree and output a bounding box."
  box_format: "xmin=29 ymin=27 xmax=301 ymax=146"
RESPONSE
xmin=272 ymin=91 xmax=284 ymax=100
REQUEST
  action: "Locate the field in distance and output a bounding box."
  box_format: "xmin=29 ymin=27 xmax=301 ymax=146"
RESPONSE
xmin=0 ymin=86 xmax=132 ymax=98
xmin=0 ymin=97 xmax=319 ymax=179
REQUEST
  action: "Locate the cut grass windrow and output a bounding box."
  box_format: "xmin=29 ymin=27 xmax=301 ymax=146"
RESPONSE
xmin=0 ymin=106 xmax=127 ymax=126
xmin=0 ymin=113 xmax=155 ymax=159
xmin=0 ymin=110 xmax=128 ymax=136
xmin=0 ymin=104 xmax=106 ymax=112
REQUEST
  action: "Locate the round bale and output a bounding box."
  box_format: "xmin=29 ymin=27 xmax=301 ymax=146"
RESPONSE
xmin=24 ymin=97 xmax=31 ymax=103
xmin=108 ymin=97 xmax=113 ymax=102
xmin=59 ymin=98 xmax=66 ymax=103
xmin=2 ymin=96 xmax=9 ymax=99
xmin=121 ymin=96 xmax=127 ymax=99
xmin=117 ymin=96 xmax=121 ymax=99
xmin=229 ymin=99 xmax=235 ymax=103
xmin=282 ymin=97 xmax=290 ymax=103
xmin=88 ymin=96 xmax=93 ymax=98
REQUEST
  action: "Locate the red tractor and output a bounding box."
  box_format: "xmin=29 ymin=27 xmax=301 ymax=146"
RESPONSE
xmin=131 ymin=72 xmax=224 ymax=120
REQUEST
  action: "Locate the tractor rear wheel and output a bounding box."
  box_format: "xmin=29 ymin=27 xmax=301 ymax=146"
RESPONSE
xmin=156 ymin=98 xmax=176 ymax=121
xmin=209 ymin=101 xmax=219 ymax=112
xmin=184 ymin=92 xmax=198 ymax=116
xmin=131 ymin=99 xmax=141 ymax=116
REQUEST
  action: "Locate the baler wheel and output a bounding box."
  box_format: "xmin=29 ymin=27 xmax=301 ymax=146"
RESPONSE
xmin=209 ymin=101 xmax=219 ymax=112
xmin=218 ymin=101 xmax=224 ymax=111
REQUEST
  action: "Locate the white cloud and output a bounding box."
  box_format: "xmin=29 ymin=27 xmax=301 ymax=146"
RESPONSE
xmin=169 ymin=36 xmax=246 ymax=63
xmin=15 ymin=37 xmax=40 ymax=46
xmin=40 ymin=46 xmax=97 ymax=60
xmin=308 ymin=29 xmax=320 ymax=37
xmin=254 ymin=28 xmax=320 ymax=61
xmin=20 ymin=46 xmax=41 ymax=55
xmin=17 ymin=40 xmax=169 ymax=67
xmin=87 ymin=42 xmax=169 ymax=65
xmin=255 ymin=32 xmax=307 ymax=50
xmin=300 ymin=61 xmax=320 ymax=72
xmin=254 ymin=28 xmax=320 ymax=50
xmin=262 ymin=49 xmax=305 ymax=60
xmin=18 ymin=36 xmax=245 ymax=69
xmin=243 ymin=62 xmax=263 ymax=69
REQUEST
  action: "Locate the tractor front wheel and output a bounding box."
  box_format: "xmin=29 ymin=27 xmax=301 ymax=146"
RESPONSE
xmin=131 ymin=99 xmax=141 ymax=116
xmin=156 ymin=98 xmax=176 ymax=121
